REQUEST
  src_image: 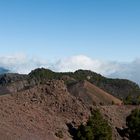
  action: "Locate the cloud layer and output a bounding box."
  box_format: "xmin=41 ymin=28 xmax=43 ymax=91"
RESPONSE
xmin=0 ymin=54 xmax=48 ymax=74
xmin=0 ymin=54 xmax=140 ymax=85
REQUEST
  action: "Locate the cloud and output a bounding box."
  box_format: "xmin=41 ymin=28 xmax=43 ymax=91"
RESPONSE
xmin=50 ymin=55 xmax=140 ymax=85
xmin=51 ymin=55 xmax=102 ymax=72
xmin=0 ymin=53 xmax=48 ymax=74
xmin=0 ymin=54 xmax=139 ymax=85
xmin=108 ymin=59 xmax=140 ymax=84
xmin=50 ymin=55 xmax=121 ymax=75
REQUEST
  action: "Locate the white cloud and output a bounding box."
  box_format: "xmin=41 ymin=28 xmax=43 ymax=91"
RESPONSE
xmin=108 ymin=59 xmax=140 ymax=84
xmin=50 ymin=55 xmax=121 ymax=75
xmin=0 ymin=54 xmax=139 ymax=85
xmin=51 ymin=55 xmax=102 ymax=72
xmin=50 ymin=55 xmax=140 ymax=85
xmin=0 ymin=53 xmax=48 ymax=74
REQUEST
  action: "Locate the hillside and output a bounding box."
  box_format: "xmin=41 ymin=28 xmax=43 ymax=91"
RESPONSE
xmin=0 ymin=68 xmax=139 ymax=103
xmin=29 ymin=68 xmax=140 ymax=100
xmin=0 ymin=80 xmax=90 ymax=140
xmin=68 ymin=80 xmax=122 ymax=105
xmin=0 ymin=68 xmax=139 ymax=139
xmin=0 ymin=79 xmax=139 ymax=140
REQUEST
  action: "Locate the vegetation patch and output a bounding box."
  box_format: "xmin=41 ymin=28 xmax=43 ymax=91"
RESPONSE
xmin=126 ymin=108 xmax=140 ymax=140
xmin=68 ymin=109 xmax=112 ymax=140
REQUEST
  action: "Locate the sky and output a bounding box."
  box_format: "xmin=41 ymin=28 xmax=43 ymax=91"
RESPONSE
xmin=0 ymin=0 xmax=140 ymax=84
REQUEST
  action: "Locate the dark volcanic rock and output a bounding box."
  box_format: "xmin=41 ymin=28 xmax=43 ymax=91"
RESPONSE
xmin=0 ymin=73 xmax=27 ymax=85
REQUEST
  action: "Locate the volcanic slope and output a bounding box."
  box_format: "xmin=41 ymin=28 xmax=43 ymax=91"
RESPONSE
xmin=0 ymin=80 xmax=90 ymax=140
xmin=68 ymin=80 xmax=122 ymax=106
xmin=0 ymin=78 xmax=138 ymax=140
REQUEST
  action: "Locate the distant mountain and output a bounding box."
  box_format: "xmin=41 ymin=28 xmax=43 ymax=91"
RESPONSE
xmin=0 ymin=67 xmax=9 ymax=74
xmin=0 ymin=67 xmax=140 ymax=101
xmin=0 ymin=73 xmax=27 ymax=85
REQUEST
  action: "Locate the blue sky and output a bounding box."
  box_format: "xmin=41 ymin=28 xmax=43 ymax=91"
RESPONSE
xmin=0 ymin=0 xmax=140 ymax=61
xmin=0 ymin=0 xmax=140 ymax=84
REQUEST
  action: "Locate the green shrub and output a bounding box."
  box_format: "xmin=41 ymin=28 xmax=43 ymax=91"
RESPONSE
xmin=75 ymin=109 xmax=112 ymax=140
xmin=124 ymin=95 xmax=133 ymax=105
xmin=134 ymin=96 xmax=140 ymax=105
xmin=126 ymin=109 xmax=140 ymax=140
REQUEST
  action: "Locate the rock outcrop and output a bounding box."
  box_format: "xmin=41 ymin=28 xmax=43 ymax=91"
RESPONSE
xmin=0 ymin=80 xmax=90 ymax=140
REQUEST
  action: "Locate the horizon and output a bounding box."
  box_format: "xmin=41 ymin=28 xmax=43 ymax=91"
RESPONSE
xmin=0 ymin=0 xmax=140 ymax=84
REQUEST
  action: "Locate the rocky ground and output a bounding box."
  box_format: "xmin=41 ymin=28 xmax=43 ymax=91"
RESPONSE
xmin=0 ymin=80 xmax=90 ymax=140
xmin=0 ymin=79 xmax=139 ymax=140
xmin=100 ymin=105 xmax=140 ymax=140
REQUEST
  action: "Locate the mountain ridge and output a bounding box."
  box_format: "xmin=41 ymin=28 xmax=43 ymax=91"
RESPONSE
xmin=0 ymin=68 xmax=139 ymax=102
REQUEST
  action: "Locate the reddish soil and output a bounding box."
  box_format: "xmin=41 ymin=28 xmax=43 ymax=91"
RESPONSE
xmin=0 ymin=80 xmax=90 ymax=140
xmin=0 ymin=80 xmax=139 ymax=140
